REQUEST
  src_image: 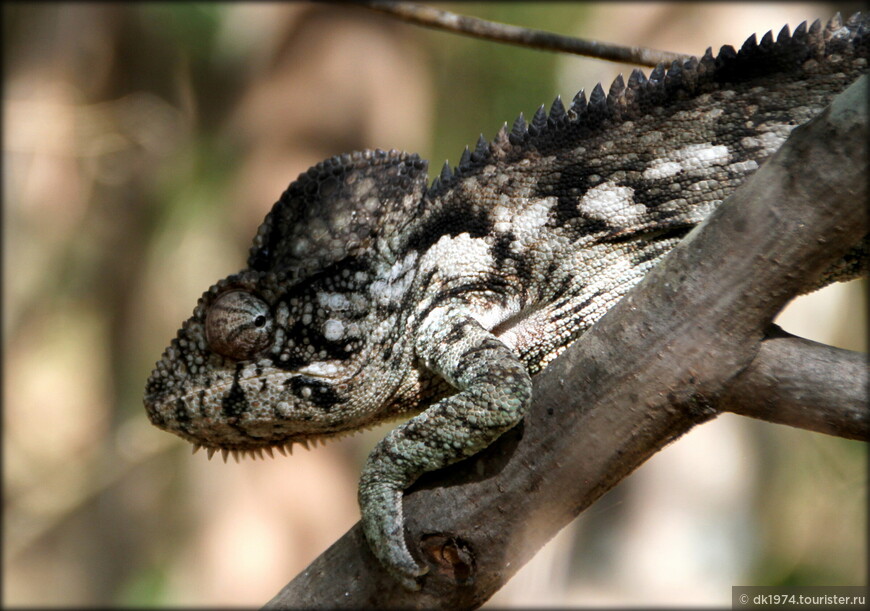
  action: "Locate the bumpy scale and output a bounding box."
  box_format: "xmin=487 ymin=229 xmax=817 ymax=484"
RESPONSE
xmin=145 ymin=14 xmax=869 ymax=589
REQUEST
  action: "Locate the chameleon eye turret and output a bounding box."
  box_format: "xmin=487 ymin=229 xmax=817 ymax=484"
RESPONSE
xmin=205 ymin=290 xmax=274 ymax=360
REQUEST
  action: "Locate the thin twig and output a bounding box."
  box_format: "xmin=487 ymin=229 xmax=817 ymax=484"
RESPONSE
xmin=342 ymin=0 xmax=689 ymax=67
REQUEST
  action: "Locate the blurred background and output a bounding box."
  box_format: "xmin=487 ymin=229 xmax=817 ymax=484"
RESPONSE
xmin=3 ymin=2 xmax=866 ymax=607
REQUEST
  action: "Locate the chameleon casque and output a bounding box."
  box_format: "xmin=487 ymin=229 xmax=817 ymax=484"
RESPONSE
xmin=145 ymin=13 xmax=868 ymax=589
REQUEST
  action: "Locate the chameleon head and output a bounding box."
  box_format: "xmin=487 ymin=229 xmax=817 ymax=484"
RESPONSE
xmin=143 ymin=268 xmax=394 ymax=457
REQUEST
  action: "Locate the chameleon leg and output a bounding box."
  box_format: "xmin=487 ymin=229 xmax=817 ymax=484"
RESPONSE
xmin=358 ymin=307 xmax=533 ymax=589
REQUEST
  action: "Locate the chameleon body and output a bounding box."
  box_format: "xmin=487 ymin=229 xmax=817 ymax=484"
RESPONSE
xmin=145 ymin=14 xmax=868 ymax=589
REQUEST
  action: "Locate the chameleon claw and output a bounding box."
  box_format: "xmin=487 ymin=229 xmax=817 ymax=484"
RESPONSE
xmin=390 ymin=563 xmax=428 ymax=592
xmin=379 ymin=537 xmax=428 ymax=591
xmin=359 ymin=468 xmax=429 ymax=590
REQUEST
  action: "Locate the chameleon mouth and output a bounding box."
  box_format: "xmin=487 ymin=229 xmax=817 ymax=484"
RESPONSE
xmin=184 ymin=404 xmax=412 ymax=463
xmin=190 ymin=436 xmax=317 ymax=463
xmin=145 ymin=364 xmax=369 ymax=459
xmin=186 ymin=425 xmax=373 ymax=463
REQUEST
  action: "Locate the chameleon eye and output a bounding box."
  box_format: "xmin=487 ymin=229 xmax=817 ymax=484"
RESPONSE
xmin=205 ymin=290 xmax=274 ymax=360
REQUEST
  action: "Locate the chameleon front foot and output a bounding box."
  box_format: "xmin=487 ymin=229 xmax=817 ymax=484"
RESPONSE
xmin=358 ymin=473 xmax=428 ymax=590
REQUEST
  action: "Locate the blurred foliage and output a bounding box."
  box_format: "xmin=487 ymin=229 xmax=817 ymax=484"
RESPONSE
xmin=139 ymin=3 xmax=224 ymax=60
xmin=426 ymin=3 xmax=592 ymax=169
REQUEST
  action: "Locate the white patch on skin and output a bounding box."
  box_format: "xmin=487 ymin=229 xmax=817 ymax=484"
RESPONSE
xmin=317 ymin=292 xmax=351 ymax=311
xmin=727 ymin=159 xmax=759 ymax=174
xmin=740 ymin=123 xmax=796 ymax=155
xmin=643 ymin=160 xmax=682 ymax=180
xmin=275 ymin=401 xmax=294 ymax=418
xmin=275 ymin=302 xmax=290 ymax=327
xmin=423 ymin=233 xmax=494 ymax=280
xmin=368 ymin=280 xmax=389 ymax=306
xmin=578 ymin=182 xmax=645 ymax=226
xmin=322 ymin=319 xmax=345 ymax=341
xmin=682 ymin=144 xmax=729 ymax=168
xmin=510 ymin=197 xmax=557 ymax=252
xmin=369 ymin=252 xmax=419 ymax=307
xmin=473 ymin=296 xmax=522 ymax=333
xmin=497 ymin=327 xmax=521 ymax=351
xmin=331 ymin=207 xmax=354 ymax=231
xmin=271 ymin=327 xmax=286 ymax=354
xmin=741 ymin=131 xmax=784 ymax=154
xmin=515 ymin=197 xmax=554 ymax=233
xmin=492 ymin=197 xmax=512 ymax=233
xmin=643 ymin=143 xmax=730 ymax=181
xmin=491 ymin=197 xmax=556 ymax=251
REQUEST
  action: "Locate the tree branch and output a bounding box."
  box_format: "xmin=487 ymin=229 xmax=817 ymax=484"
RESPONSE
xmin=340 ymin=1 xmax=688 ymax=67
xmin=720 ymin=326 xmax=869 ymax=440
xmin=265 ymin=76 xmax=867 ymax=609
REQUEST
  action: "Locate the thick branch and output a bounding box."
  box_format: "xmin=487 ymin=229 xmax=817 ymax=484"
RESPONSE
xmin=342 ymin=1 xmax=687 ymax=67
xmin=265 ymin=77 xmax=867 ymax=609
xmin=721 ymin=327 xmax=869 ymax=440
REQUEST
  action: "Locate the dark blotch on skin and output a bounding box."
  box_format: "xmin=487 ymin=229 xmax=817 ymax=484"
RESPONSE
xmin=407 ymin=201 xmax=493 ymax=252
xmin=173 ymin=398 xmax=195 ymax=436
xmin=287 ymin=376 xmax=343 ymax=410
xmin=222 ymin=364 xmax=249 ymax=420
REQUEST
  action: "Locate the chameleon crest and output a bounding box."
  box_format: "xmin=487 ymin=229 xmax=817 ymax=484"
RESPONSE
xmin=145 ymin=14 xmax=869 ymax=589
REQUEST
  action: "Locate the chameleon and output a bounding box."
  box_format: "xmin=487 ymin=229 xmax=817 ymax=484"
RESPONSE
xmin=144 ymin=13 xmax=868 ymax=589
